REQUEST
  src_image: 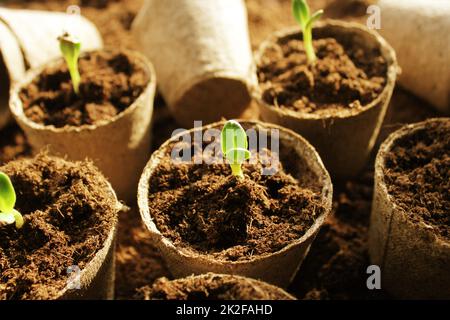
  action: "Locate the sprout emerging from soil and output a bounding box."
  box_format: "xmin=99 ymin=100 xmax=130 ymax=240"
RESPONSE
xmin=58 ymin=32 xmax=81 ymax=94
xmin=221 ymin=120 xmax=251 ymax=178
xmin=0 ymin=172 xmax=24 ymax=229
xmin=292 ymin=0 xmax=323 ymax=63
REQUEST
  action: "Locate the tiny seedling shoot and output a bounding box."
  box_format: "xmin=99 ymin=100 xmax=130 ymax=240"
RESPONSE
xmin=0 ymin=172 xmax=24 ymax=229
xmin=58 ymin=32 xmax=81 ymax=94
xmin=292 ymin=0 xmax=323 ymax=63
xmin=221 ymin=120 xmax=251 ymax=178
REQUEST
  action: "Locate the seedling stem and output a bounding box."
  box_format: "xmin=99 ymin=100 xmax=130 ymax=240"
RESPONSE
xmin=292 ymin=0 xmax=323 ymax=63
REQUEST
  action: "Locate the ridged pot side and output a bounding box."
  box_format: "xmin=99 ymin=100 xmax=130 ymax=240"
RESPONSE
xmin=59 ymin=181 xmax=120 ymax=300
xmin=138 ymin=120 xmax=332 ymax=288
xmin=254 ymin=20 xmax=398 ymax=180
xmin=369 ymin=118 xmax=450 ymax=299
xmin=9 ymin=50 xmax=156 ymax=204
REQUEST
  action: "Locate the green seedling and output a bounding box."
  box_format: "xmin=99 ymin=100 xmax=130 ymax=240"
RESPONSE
xmin=58 ymin=32 xmax=81 ymax=94
xmin=292 ymin=0 xmax=323 ymax=63
xmin=221 ymin=120 xmax=251 ymax=178
xmin=0 ymin=172 xmax=23 ymax=229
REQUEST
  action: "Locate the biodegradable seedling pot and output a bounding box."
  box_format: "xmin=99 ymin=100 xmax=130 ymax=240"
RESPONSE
xmin=136 ymin=273 xmax=296 ymax=300
xmin=132 ymin=0 xmax=257 ymax=127
xmin=369 ymin=118 xmax=450 ymax=299
xmin=0 ymin=7 xmax=102 ymax=129
xmin=138 ymin=120 xmax=333 ymax=288
xmin=0 ymin=154 xmax=122 ymax=300
xmin=9 ymin=49 xmax=156 ymax=203
xmin=377 ymin=0 xmax=450 ymax=114
xmin=254 ymin=20 xmax=398 ymax=180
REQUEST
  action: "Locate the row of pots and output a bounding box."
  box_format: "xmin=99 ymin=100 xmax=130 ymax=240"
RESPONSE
xmin=1 ymin=18 xmax=448 ymax=300
xmin=2 ymin=117 xmax=447 ymax=299
xmin=8 ymin=20 xmax=397 ymax=202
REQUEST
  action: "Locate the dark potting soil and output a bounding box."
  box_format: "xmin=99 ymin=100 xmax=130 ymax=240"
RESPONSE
xmin=135 ymin=274 xmax=293 ymax=300
xmin=19 ymin=50 xmax=149 ymax=127
xmin=0 ymin=153 xmax=117 ymax=299
xmin=257 ymin=34 xmax=387 ymax=114
xmin=115 ymin=206 xmax=169 ymax=300
xmin=383 ymin=120 xmax=450 ymax=240
xmin=148 ymin=133 xmax=326 ymax=261
xmin=0 ymin=123 xmax=31 ymax=165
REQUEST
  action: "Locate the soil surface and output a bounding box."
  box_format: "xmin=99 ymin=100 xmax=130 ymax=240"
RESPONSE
xmin=0 ymin=153 xmax=117 ymax=299
xmin=258 ymin=34 xmax=387 ymax=114
xmin=136 ymin=273 xmax=294 ymax=300
xmin=148 ymin=132 xmax=326 ymax=261
xmin=383 ymin=120 xmax=450 ymax=240
xmin=20 ymin=50 xmax=149 ymax=127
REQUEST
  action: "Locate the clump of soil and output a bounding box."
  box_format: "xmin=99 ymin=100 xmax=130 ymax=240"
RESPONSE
xmin=0 ymin=123 xmax=31 ymax=165
xmin=0 ymin=153 xmax=117 ymax=300
xmin=383 ymin=120 xmax=450 ymax=239
xmin=258 ymin=33 xmax=387 ymax=114
xmin=19 ymin=50 xmax=149 ymax=127
xmin=148 ymin=134 xmax=326 ymax=261
xmin=135 ymin=273 xmax=294 ymax=300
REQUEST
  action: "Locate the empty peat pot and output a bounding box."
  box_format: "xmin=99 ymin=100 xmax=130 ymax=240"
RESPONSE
xmin=9 ymin=49 xmax=156 ymax=203
xmin=254 ymin=20 xmax=398 ymax=180
xmin=136 ymin=273 xmax=295 ymax=300
xmin=369 ymin=118 xmax=450 ymax=299
xmin=132 ymin=0 xmax=256 ymax=127
xmin=0 ymin=153 xmax=122 ymax=300
xmin=138 ymin=120 xmax=332 ymax=288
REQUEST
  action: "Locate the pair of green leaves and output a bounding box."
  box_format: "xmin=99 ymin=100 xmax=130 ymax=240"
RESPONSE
xmin=58 ymin=32 xmax=81 ymax=94
xmin=292 ymin=0 xmax=323 ymax=63
xmin=0 ymin=172 xmax=23 ymax=229
xmin=221 ymin=120 xmax=251 ymax=178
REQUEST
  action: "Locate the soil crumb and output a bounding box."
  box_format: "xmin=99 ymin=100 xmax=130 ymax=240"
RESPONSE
xmin=258 ymin=34 xmax=387 ymax=114
xmin=135 ymin=273 xmax=294 ymax=300
xmin=383 ymin=119 xmax=450 ymax=240
xmin=0 ymin=153 xmax=117 ymax=300
xmin=20 ymin=50 xmax=149 ymax=127
xmin=148 ymin=127 xmax=326 ymax=261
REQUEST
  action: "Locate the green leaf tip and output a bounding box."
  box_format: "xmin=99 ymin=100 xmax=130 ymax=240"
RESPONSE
xmin=291 ymin=0 xmax=323 ymax=63
xmin=58 ymin=32 xmax=81 ymax=94
xmin=0 ymin=172 xmax=24 ymax=229
xmin=221 ymin=120 xmax=251 ymax=178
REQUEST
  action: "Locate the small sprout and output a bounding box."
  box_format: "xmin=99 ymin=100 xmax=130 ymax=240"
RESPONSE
xmin=0 ymin=172 xmax=24 ymax=229
xmin=292 ymin=0 xmax=323 ymax=63
xmin=58 ymin=32 xmax=81 ymax=94
xmin=221 ymin=120 xmax=251 ymax=178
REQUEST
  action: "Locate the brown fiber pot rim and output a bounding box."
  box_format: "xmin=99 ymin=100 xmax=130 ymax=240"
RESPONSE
xmin=375 ymin=117 xmax=450 ymax=247
xmin=138 ymin=119 xmax=333 ymax=266
xmin=253 ymin=19 xmax=399 ymax=120
xmin=151 ymin=273 xmax=296 ymax=300
xmin=9 ymin=49 xmax=156 ymax=134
